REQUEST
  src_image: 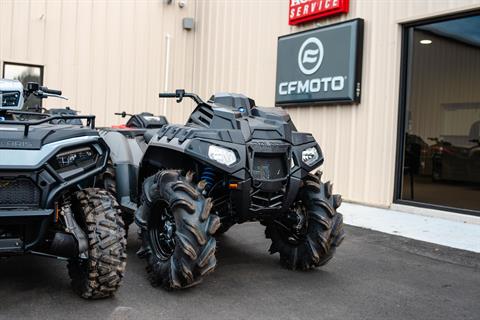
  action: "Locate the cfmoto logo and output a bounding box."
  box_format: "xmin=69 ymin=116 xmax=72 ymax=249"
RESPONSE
xmin=298 ymin=37 xmax=324 ymax=75
xmin=278 ymin=35 xmax=345 ymax=96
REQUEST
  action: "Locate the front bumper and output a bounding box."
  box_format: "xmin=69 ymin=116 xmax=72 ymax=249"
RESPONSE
xmin=0 ymin=211 xmax=50 ymax=254
xmin=0 ymin=140 xmax=108 ymax=254
xmin=0 ymin=209 xmax=53 ymax=218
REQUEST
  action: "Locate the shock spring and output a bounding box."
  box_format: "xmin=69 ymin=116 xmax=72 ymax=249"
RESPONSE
xmin=201 ymin=167 xmax=216 ymax=192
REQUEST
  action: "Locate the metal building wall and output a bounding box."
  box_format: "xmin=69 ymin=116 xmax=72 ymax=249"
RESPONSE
xmin=1 ymin=0 xmax=479 ymax=208
xmin=0 ymin=0 xmax=197 ymax=125
xmin=191 ymin=0 xmax=480 ymax=208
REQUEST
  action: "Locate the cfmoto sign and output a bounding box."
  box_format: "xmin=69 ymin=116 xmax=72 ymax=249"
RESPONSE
xmin=298 ymin=37 xmax=324 ymax=75
xmin=275 ymin=19 xmax=364 ymax=105
xmin=279 ymin=36 xmax=344 ymax=95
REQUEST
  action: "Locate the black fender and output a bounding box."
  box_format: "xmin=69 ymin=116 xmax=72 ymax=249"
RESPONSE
xmin=140 ymin=133 xmax=247 ymax=179
xmin=99 ymin=130 xmax=145 ymax=211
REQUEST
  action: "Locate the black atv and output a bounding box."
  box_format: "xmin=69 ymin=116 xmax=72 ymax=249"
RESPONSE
xmin=104 ymin=89 xmax=344 ymax=289
xmin=0 ymin=80 xmax=127 ymax=299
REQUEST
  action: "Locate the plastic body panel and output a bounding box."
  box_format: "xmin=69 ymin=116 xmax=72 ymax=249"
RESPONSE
xmin=99 ymin=129 xmax=148 ymax=211
xmin=0 ymin=129 xmax=109 ymax=254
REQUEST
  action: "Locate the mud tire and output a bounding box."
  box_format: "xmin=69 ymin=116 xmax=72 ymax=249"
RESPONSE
xmin=214 ymin=219 xmax=234 ymax=236
xmin=137 ymin=170 xmax=220 ymax=289
xmin=67 ymin=188 xmax=127 ymax=299
xmin=265 ymin=171 xmax=345 ymax=270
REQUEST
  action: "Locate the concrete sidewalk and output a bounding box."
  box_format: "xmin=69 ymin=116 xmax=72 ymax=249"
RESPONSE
xmin=341 ymin=202 xmax=480 ymax=253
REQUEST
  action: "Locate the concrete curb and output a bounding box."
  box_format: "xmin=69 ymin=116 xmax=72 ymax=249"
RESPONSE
xmin=340 ymin=202 xmax=480 ymax=253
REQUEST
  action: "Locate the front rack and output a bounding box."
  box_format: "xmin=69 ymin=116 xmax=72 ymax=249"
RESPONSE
xmin=0 ymin=111 xmax=96 ymax=136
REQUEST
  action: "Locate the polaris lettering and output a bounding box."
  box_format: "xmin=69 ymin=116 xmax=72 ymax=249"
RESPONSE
xmin=0 ymin=140 xmax=34 ymax=148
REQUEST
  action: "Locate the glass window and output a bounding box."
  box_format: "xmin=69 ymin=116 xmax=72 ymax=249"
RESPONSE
xmin=398 ymin=14 xmax=480 ymax=213
xmin=3 ymin=62 xmax=44 ymax=110
xmin=3 ymin=62 xmax=43 ymax=87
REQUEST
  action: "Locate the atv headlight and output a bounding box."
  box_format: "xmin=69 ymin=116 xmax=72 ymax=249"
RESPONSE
xmin=208 ymin=145 xmax=237 ymax=166
xmin=302 ymin=147 xmax=319 ymax=165
xmin=53 ymin=146 xmax=97 ymax=175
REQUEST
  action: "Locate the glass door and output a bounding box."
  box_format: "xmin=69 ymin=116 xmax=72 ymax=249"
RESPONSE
xmin=396 ymin=13 xmax=480 ymax=214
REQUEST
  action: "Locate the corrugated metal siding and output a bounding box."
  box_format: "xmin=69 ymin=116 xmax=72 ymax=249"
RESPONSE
xmin=1 ymin=0 xmax=479 ymax=207
xmin=0 ymin=0 xmax=197 ymax=125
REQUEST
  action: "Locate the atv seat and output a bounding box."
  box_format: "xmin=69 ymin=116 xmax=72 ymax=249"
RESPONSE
xmin=127 ymin=113 xmax=168 ymax=129
xmin=143 ymin=129 xmax=159 ymax=144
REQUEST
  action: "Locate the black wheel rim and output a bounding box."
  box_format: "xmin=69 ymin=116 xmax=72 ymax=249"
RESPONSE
xmin=274 ymin=201 xmax=308 ymax=246
xmin=148 ymin=203 xmax=176 ymax=261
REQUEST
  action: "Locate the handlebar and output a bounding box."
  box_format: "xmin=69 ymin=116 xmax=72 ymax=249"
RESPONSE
xmin=24 ymin=82 xmax=65 ymax=100
xmin=115 ymin=111 xmax=132 ymax=118
xmin=41 ymin=86 xmax=62 ymax=96
xmin=158 ymin=93 xmax=178 ymax=98
xmin=159 ymin=89 xmax=205 ymax=104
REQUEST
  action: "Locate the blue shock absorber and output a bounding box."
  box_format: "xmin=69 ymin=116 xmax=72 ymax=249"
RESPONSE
xmin=201 ymin=167 xmax=216 ymax=191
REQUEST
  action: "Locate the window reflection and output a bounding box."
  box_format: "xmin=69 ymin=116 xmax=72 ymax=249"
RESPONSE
xmin=3 ymin=63 xmax=43 ymax=87
xmin=3 ymin=62 xmax=44 ymax=110
xmin=401 ymin=15 xmax=480 ymax=212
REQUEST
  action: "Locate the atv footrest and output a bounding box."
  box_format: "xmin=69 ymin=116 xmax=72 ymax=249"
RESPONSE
xmin=0 ymin=238 xmax=23 ymax=253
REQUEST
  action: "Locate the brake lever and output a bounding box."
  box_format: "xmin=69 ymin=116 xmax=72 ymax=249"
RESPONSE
xmin=45 ymin=93 xmax=68 ymax=100
xmin=34 ymin=91 xmax=68 ymax=100
xmin=175 ymin=89 xmax=185 ymax=103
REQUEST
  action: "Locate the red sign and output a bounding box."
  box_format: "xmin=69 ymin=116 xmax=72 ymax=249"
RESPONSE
xmin=289 ymin=0 xmax=349 ymax=25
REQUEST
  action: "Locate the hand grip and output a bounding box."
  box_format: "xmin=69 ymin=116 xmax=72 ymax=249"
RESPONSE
xmin=115 ymin=111 xmax=127 ymax=118
xmin=159 ymin=93 xmax=177 ymax=98
xmin=41 ymin=86 xmax=62 ymax=95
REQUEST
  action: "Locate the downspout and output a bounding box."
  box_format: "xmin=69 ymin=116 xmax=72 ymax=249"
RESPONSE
xmin=163 ymin=33 xmax=172 ymax=115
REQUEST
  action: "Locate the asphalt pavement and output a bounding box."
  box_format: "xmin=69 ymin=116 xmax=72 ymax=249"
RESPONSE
xmin=0 ymin=224 xmax=478 ymax=320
